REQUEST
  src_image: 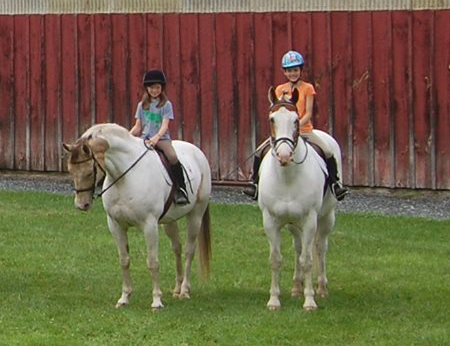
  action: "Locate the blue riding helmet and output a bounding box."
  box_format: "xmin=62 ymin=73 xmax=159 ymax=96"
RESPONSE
xmin=281 ymin=51 xmax=304 ymax=68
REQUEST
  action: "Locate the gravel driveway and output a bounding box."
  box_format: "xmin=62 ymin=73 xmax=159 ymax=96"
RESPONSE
xmin=1 ymin=171 xmax=449 ymax=219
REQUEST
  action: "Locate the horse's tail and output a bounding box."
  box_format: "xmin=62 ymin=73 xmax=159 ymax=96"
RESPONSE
xmin=198 ymin=204 xmax=212 ymax=278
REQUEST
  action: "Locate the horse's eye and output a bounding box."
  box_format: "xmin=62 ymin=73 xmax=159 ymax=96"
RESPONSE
xmin=270 ymin=118 xmax=274 ymax=123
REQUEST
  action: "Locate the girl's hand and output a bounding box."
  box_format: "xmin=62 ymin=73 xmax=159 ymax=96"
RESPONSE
xmin=145 ymin=134 xmax=160 ymax=147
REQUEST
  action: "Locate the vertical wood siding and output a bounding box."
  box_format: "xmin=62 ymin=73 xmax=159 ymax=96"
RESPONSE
xmin=0 ymin=10 xmax=449 ymax=189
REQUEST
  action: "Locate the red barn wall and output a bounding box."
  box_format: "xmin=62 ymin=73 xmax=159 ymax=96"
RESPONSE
xmin=0 ymin=10 xmax=449 ymax=189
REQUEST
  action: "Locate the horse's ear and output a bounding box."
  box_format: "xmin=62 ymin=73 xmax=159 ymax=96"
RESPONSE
xmin=268 ymin=86 xmax=277 ymax=105
xmin=82 ymin=143 xmax=91 ymax=155
xmin=62 ymin=143 xmax=73 ymax=153
xmin=290 ymin=88 xmax=299 ymax=105
xmin=88 ymin=136 xmax=109 ymax=153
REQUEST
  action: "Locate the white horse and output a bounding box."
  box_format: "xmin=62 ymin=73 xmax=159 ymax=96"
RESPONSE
xmin=63 ymin=123 xmax=212 ymax=309
xmin=258 ymin=87 xmax=339 ymax=310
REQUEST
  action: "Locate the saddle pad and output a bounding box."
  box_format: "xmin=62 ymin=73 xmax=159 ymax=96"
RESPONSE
xmin=310 ymin=147 xmax=328 ymax=177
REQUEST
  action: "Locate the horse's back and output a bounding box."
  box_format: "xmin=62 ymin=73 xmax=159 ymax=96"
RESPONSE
xmin=172 ymin=140 xmax=211 ymax=186
xmin=173 ymin=141 xmax=210 ymax=167
xmin=311 ymin=130 xmax=340 ymax=216
xmin=312 ymin=130 xmax=341 ymax=157
xmin=161 ymin=140 xmax=211 ymax=221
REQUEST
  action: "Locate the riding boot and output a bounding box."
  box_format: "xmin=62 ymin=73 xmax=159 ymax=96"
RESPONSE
xmin=325 ymin=156 xmax=349 ymax=201
xmin=170 ymin=161 xmax=190 ymax=205
xmin=243 ymin=156 xmax=261 ymax=200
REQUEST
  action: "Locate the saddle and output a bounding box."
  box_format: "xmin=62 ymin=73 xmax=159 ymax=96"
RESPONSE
xmin=153 ymin=147 xmax=176 ymax=220
xmin=301 ymin=138 xmax=329 ymax=196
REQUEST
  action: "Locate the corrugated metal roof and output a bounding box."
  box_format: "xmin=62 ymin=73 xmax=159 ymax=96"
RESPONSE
xmin=0 ymin=0 xmax=449 ymax=14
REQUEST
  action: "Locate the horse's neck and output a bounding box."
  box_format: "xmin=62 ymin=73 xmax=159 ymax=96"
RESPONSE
xmin=103 ymin=136 xmax=147 ymax=178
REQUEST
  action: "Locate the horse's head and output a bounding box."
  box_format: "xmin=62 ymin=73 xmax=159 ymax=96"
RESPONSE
xmin=268 ymin=86 xmax=300 ymax=166
xmin=63 ymin=136 xmax=109 ymax=211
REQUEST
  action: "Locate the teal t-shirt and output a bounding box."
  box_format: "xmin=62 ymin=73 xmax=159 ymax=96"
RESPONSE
xmin=135 ymin=99 xmax=174 ymax=140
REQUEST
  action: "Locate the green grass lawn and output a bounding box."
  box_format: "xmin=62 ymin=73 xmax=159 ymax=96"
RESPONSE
xmin=0 ymin=190 xmax=449 ymax=346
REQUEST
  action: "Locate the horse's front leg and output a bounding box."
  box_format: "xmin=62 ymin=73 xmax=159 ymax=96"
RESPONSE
xmin=107 ymin=217 xmax=132 ymax=308
xmin=262 ymin=211 xmax=283 ymax=310
xmin=299 ymin=213 xmax=318 ymax=311
xmin=164 ymin=222 xmax=183 ymax=297
xmin=287 ymin=224 xmax=303 ymax=297
xmin=143 ymin=218 xmax=163 ymax=309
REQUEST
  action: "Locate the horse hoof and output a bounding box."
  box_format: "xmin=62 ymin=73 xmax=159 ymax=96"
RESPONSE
xmin=303 ymin=303 xmax=318 ymax=311
xmin=179 ymin=292 xmax=191 ymax=299
xmin=291 ymin=289 xmax=302 ymax=297
xmin=151 ymin=302 xmax=164 ymax=310
xmin=267 ymin=297 xmax=281 ymax=310
xmin=115 ymin=300 xmax=128 ymax=308
xmin=317 ymin=290 xmax=328 ymax=298
xmin=303 ymin=306 xmax=318 ymax=311
xmin=317 ymin=285 xmax=328 ymax=298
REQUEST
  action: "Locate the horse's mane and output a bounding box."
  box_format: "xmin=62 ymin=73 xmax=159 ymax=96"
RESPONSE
xmin=81 ymin=123 xmax=132 ymax=141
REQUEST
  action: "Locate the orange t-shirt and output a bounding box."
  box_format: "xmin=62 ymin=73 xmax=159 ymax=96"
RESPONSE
xmin=275 ymin=81 xmax=316 ymax=132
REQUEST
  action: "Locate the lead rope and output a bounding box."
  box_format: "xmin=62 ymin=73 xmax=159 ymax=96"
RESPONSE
xmin=218 ymin=148 xmax=260 ymax=182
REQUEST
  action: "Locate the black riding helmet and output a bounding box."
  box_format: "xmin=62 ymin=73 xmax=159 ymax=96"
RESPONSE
xmin=143 ymin=69 xmax=166 ymax=87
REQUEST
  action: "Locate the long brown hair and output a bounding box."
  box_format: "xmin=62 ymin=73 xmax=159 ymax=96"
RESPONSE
xmin=141 ymin=84 xmax=168 ymax=109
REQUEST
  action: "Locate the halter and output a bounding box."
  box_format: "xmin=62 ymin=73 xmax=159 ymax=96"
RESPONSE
xmin=269 ymin=101 xmax=308 ymax=165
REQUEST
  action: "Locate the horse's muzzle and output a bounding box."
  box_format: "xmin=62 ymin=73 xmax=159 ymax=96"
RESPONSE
xmin=275 ymin=147 xmax=294 ymax=166
xmin=75 ymin=195 xmax=93 ymax=211
xmin=277 ymin=153 xmax=293 ymax=166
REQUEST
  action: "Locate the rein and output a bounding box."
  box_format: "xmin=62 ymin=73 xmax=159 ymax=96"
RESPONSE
xmin=292 ymin=137 xmax=309 ymax=164
xmin=219 ymin=148 xmax=260 ymax=181
xmin=97 ymin=148 xmax=150 ymax=198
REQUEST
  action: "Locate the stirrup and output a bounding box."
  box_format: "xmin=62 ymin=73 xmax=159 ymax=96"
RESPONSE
xmin=243 ymin=183 xmax=258 ymax=201
xmin=331 ymin=183 xmax=348 ymax=201
xmin=174 ymin=188 xmax=189 ymax=205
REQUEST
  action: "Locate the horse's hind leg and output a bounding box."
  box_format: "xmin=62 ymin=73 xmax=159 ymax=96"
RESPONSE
xmin=316 ymin=212 xmax=335 ymax=298
xmin=164 ymin=221 xmax=183 ymax=297
xmin=107 ymin=217 xmax=132 ymax=308
xmin=179 ymin=209 xmax=204 ymax=299
xmin=287 ymin=224 xmax=303 ymax=297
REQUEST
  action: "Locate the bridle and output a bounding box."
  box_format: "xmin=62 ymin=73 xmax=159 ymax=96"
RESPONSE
xmin=71 ymin=144 xmax=151 ymax=198
xmin=269 ymin=101 xmax=308 ymax=165
xmin=70 ymin=154 xmax=106 ymax=195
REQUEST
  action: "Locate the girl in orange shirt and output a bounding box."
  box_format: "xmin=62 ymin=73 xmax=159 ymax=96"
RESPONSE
xmin=243 ymin=50 xmax=348 ymax=201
